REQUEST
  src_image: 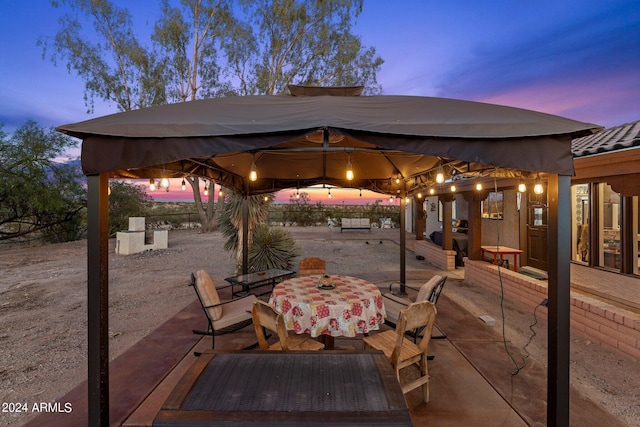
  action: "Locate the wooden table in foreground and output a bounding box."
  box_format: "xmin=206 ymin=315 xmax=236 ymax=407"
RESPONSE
xmin=481 ymin=245 xmax=524 ymax=272
xmin=153 ymin=350 xmax=412 ymax=426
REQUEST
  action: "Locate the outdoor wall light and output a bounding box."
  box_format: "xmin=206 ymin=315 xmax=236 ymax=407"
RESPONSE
xmin=181 ymin=178 xmax=186 ymax=191
xmin=346 ymin=153 xmax=354 ymax=181
xmin=149 ymin=178 xmax=156 ymax=192
xmin=534 ymin=173 xmax=544 ymax=195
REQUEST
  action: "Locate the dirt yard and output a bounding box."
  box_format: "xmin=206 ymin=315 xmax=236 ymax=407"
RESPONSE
xmin=1 ymin=227 xmax=638 ymax=426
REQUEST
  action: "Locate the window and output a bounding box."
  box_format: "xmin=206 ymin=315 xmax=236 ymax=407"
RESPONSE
xmin=481 ymin=191 xmax=503 ymax=219
xmin=600 ymin=184 xmax=621 ymax=270
xmin=571 ymin=184 xmax=589 ymax=264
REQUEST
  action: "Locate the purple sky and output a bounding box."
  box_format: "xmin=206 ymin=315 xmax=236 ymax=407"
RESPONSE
xmin=1 ymin=1 xmax=639 ymax=203
xmin=1 ymin=0 xmax=638 ymax=136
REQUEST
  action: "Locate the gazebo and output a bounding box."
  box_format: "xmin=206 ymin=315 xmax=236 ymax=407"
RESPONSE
xmin=57 ymin=87 xmax=601 ymax=426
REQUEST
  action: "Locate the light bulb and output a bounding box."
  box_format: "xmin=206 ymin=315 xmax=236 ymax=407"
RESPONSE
xmin=249 ymin=158 xmax=257 ymax=181
xmin=475 ymin=182 xmax=483 ymax=191
xmin=436 ymin=165 xmax=445 ymax=184
xmin=518 ymin=182 xmax=526 ymax=193
xmin=534 ymin=174 xmax=543 ymax=194
xmin=181 ymin=179 xmax=186 ymax=191
xmin=534 ymin=182 xmax=544 ymax=195
xmin=346 ymin=154 xmax=354 ymax=181
xmin=327 ymin=188 xmax=332 ymax=198
xmin=417 ymin=192 xmax=422 ymax=199
xmin=160 ymin=177 xmax=170 ymax=189
xmin=149 ymin=178 xmax=156 ymax=192
xmin=450 ymin=184 xmax=456 ymax=192
xmin=429 ymin=188 xmax=435 ymax=195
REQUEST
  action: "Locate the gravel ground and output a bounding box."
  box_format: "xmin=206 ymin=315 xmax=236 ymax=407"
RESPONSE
xmin=1 ymin=227 xmax=638 ymax=426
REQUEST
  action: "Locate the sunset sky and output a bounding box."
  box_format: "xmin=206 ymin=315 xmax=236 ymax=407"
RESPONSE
xmin=1 ymin=0 xmax=638 ymax=204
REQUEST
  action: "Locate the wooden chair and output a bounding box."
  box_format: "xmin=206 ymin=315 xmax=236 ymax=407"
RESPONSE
xmin=383 ymin=275 xmax=447 ymax=343
xmin=252 ymin=300 xmax=325 ymax=351
xmin=299 ymin=257 xmax=326 ymax=275
xmin=363 ymin=300 xmax=437 ymax=403
xmin=190 ymin=270 xmax=258 ymax=348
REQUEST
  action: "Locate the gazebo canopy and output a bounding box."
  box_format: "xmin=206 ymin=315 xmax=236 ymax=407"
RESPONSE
xmin=57 ymin=94 xmax=600 ymax=194
xmin=57 ymin=91 xmax=603 ymax=426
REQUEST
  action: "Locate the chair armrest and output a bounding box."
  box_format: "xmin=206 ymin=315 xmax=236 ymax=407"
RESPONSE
xmin=203 ymin=294 xmax=256 ymax=310
xmin=388 ymin=281 xmax=421 ymax=293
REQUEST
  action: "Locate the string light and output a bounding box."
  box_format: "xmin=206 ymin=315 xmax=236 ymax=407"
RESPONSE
xmin=518 ymin=179 xmax=527 ymax=193
xmin=450 ymin=184 xmax=456 ymax=192
xmin=218 ymin=188 xmax=224 ymax=198
xmin=249 ymin=154 xmax=258 ymax=181
xmin=429 ymin=188 xmax=435 ymax=195
xmin=475 ymin=180 xmax=483 ymax=191
xmin=327 ymin=188 xmax=332 ymax=198
xmin=534 ymin=173 xmax=544 ymax=195
xmin=417 ymin=192 xmax=422 ymax=199
xmin=204 ymin=182 xmax=209 ymax=196
xmin=181 ymin=178 xmax=186 ymax=191
xmin=345 ymin=153 xmax=354 ymax=181
xmin=436 ymin=165 xmax=445 ymax=184
xmin=160 ymin=177 xmax=170 ymax=190
xmin=149 ymin=178 xmax=156 ymax=192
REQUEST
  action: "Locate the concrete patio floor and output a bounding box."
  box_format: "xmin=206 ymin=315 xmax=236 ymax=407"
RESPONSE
xmin=22 ymin=228 xmax=633 ymax=426
xmin=25 ymin=290 xmax=624 ymax=427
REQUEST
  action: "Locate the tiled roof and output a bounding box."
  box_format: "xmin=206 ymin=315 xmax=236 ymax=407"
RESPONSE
xmin=572 ymin=120 xmax=640 ymax=158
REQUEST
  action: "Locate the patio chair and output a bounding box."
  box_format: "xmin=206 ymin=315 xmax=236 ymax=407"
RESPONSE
xmin=383 ymin=275 xmax=447 ymax=344
xmin=252 ymin=300 xmax=325 ymax=351
xmin=363 ymin=300 xmax=437 ymax=403
xmin=190 ymin=269 xmax=258 ymax=349
xmin=299 ymin=257 xmax=326 ymax=275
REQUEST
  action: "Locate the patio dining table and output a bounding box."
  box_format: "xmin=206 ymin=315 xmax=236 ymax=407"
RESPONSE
xmin=153 ymin=350 xmax=412 ymax=426
xmin=268 ymin=275 xmax=386 ymax=350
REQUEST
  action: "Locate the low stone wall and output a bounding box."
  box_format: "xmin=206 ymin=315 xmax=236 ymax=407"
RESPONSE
xmin=464 ymin=258 xmax=640 ymax=362
xmin=414 ymin=240 xmax=456 ymax=271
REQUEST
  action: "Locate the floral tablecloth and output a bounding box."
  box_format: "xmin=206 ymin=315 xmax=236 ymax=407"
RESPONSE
xmin=269 ymin=275 xmax=386 ymax=338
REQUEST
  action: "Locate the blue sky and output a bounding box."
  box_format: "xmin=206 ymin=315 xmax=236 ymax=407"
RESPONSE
xmin=1 ymin=0 xmax=639 ymax=139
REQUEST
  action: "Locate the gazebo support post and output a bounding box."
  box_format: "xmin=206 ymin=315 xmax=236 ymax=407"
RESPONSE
xmin=242 ymin=196 xmax=249 ymax=275
xmin=87 ymin=173 xmax=110 ymax=427
xmin=547 ymin=174 xmax=571 ymax=426
xmin=399 ymin=193 xmax=406 ymax=291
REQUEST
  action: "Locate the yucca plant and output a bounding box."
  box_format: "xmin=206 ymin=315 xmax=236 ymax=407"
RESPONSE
xmin=248 ymin=224 xmax=300 ymax=271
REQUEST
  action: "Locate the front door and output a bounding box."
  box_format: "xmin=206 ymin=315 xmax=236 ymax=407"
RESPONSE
xmin=527 ymin=201 xmax=548 ymax=271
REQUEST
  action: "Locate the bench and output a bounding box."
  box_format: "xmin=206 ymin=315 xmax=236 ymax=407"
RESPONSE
xmin=341 ymin=217 xmax=371 ymax=232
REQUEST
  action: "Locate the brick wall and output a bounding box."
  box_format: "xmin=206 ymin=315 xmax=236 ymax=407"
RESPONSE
xmin=414 ymin=240 xmax=457 ymax=271
xmin=464 ymin=258 xmax=640 ymax=362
